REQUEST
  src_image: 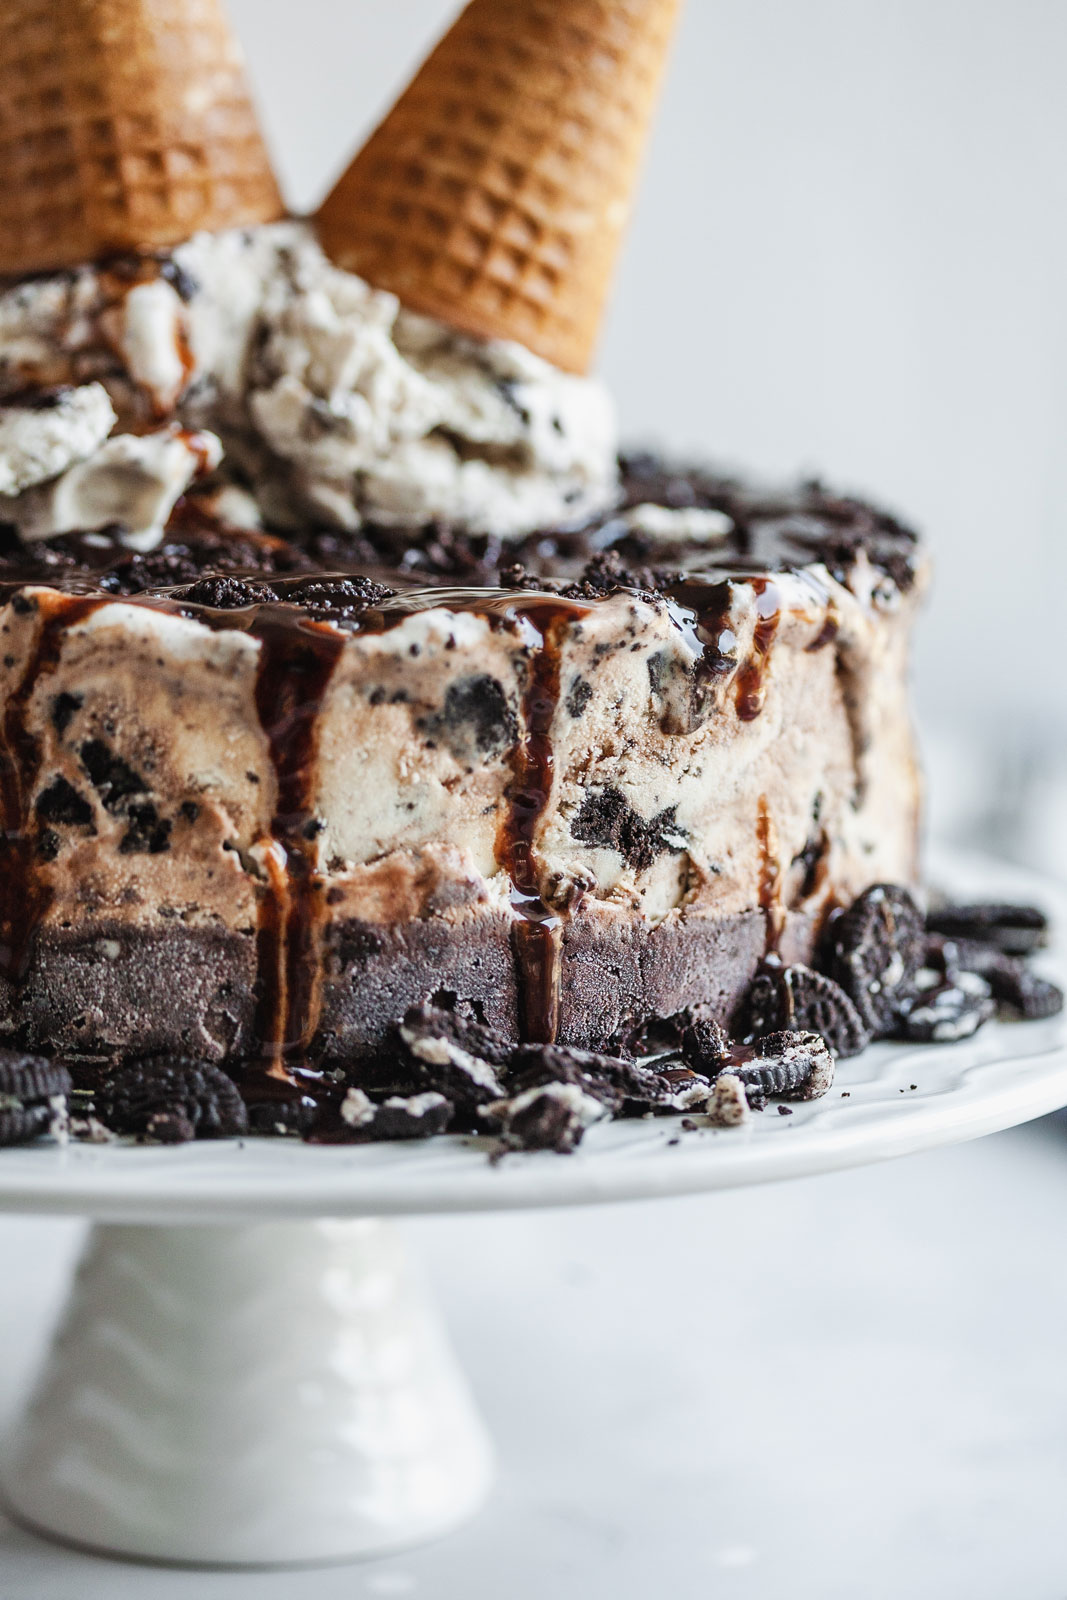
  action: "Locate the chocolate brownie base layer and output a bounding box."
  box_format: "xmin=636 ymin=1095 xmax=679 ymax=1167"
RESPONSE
xmin=9 ymin=903 xmax=819 ymax=1068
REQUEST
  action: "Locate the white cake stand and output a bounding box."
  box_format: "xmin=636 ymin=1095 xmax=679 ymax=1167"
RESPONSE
xmin=1 ymin=848 xmax=1064 ymax=1568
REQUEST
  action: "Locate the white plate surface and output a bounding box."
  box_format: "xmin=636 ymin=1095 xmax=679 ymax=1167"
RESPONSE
xmin=0 ymin=847 xmax=1063 ymax=1223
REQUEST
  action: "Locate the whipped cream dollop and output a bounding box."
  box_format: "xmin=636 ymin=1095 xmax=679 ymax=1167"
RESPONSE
xmin=0 ymin=221 xmax=619 ymax=548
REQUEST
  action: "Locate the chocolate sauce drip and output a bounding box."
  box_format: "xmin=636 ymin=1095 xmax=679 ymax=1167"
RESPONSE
xmin=248 ymin=607 xmax=345 ymax=1084
xmin=496 ymin=597 xmax=589 ymax=1044
xmin=734 ymin=579 xmax=782 ymax=722
xmin=664 ymin=575 xmax=786 ymax=724
xmin=0 ymin=592 xmax=105 ymax=982
xmin=756 ymin=795 xmax=783 ymax=954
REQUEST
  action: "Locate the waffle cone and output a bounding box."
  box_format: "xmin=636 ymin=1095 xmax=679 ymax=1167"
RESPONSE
xmin=0 ymin=0 xmax=283 ymax=277
xmin=316 ymin=0 xmax=681 ymax=374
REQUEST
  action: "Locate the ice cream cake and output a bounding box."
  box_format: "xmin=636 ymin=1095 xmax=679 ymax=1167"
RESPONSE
xmin=0 ymin=0 xmax=1054 ymax=1149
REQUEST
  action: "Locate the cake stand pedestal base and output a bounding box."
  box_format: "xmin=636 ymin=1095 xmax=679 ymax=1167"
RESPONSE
xmin=2 ymin=1219 xmax=493 ymax=1566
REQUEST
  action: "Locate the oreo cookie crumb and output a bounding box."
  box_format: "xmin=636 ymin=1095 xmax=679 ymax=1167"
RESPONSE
xmin=35 ymin=777 xmax=94 ymax=828
xmin=50 ymin=690 xmax=83 ymax=734
xmin=571 ymin=785 xmax=686 ymax=872
xmin=416 ymin=674 xmax=518 ymax=761
xmin=285 ymin=575 xmax=395 ymax=622
xmin=679 ymin=1014 xmax=730 ymax=1075
xmin=181 ymin=576 xmax=277 ymax=608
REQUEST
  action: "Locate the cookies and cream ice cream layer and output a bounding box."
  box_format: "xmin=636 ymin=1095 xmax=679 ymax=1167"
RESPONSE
xmin=0 ymin=547 xmax=922 ymax=1062
xmin=0 ymin=221 xmax=619 ymax=547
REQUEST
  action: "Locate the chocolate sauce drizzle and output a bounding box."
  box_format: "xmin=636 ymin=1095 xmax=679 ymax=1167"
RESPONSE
xmin=734 ymin=580 xmax=782 ymax=722
xmin=495 ymin=598 xmax=589 ymax=1045
xmin=756 ymin=794 xmax=784 ymax=954
xmin=249 ymin=608 xmax=345 ymax=1080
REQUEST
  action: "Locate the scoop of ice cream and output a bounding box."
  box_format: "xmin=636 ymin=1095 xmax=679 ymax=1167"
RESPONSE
xmin=5 ymin=425 xmax=222 ymax=550
xmin=0 ymin=384 xmax=116 ymax=496
xmin=0 ymin=222 xmax=619 ymax=545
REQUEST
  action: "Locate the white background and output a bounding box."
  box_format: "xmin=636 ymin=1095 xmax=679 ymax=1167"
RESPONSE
xmin=228 ymin=0 xmax=1067 ymax=767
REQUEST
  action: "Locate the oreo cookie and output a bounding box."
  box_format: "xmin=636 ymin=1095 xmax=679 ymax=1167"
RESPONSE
xmin=507 ymin=1042 xmax=709 ymax=1114
xmin=925 ymin=936 xmax=1063 ymax=1023
xmin=727 ymin=1031 xmax=836 ymax=1103
xmin=398 ymin=1005 xmax=511 ymax=1111
xmin=487 ymin=1081 xmax=609 ymax=1154
xmin=97 ymin=1057 xmax=248 ymax=1141
xmin=740 ymin=961 xmax=870 ymax=1057
xmin=339 ymin=1088 xmax=453 ymax=1141
xmin=824 ymin=884 xmax=925 ymax=1034
xmin=0 ymin=1051 xmax=71 ymax=1146
xmin=926 ymin=901 xmax=1047 ymax=956
xmin=892 ymin=972 xmax=995 ymax=1043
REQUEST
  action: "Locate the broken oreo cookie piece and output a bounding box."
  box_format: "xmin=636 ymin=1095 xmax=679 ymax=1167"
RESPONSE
xmin=0 ymin=1050 xmax=71 ymax=1146
xmin=507 ymin=1042 xmax=709 ymax=1114
xmin=486 ymin=1081 xmax=609 ymax=1154
xmin=740 ymin=961 xmax=870 ymax=1057
xmin=98 ymin=1057 xmax=248 ymax=1141
xmin=824 ymin=884 xmax=925 ymax=1034
xmin=678 ymin=1013 xmax=730 ymax=1075
xmin=398 ymin=1004 xmax=510 ymax=1111
xmin=339 ymin=1087 xmax=453 ymax=1141
xmin=726 ymin=1031 xmax=836 ymax=1103
xmin=986 ymin=965 xmax=1063 ymax=1022
xmin=928 ymin=937 xmax=1064 ymax=1022
xmin=892 ymin=971 xmax=995 ymax=1043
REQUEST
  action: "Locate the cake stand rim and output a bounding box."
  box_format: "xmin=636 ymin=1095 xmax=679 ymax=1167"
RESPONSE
xmin=0 ymin=844 xmax=1062 ymax=1222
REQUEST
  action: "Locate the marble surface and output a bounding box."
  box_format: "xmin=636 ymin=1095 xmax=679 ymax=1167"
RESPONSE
xmin=2 ymin=1116 xmax=1067 ymax=1598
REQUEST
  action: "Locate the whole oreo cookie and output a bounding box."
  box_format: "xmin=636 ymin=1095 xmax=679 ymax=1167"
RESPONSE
xmin=741 ymin=961 xmax=870 ymax=1057
xmin=925 ymin=901 xmax=1048 ymax=956
xmin=98 ymin=1057 xmax=248 ymax=1141
xmin=824 ymin=884 xmax=925 ymax=1034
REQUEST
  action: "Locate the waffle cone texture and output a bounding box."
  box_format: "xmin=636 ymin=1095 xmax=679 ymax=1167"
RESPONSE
xmin=0 ymin=0 xmax=283 ymax=277
xmin=316 ymin=0 xmax=681 ymax=374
